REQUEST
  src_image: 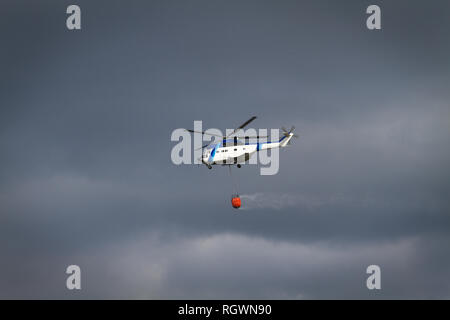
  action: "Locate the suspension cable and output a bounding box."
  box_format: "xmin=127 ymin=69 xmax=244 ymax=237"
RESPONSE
xmin=228 ymin=165 xmax=238 ymax=196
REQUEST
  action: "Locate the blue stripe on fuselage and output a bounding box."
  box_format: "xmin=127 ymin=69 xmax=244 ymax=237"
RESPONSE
xmin=254 ymin=135 xmax=287 ymax=150
xmin=208 ymin=142 xmax=220 ymax=163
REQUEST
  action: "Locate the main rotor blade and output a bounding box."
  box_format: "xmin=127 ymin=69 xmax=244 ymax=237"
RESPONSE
xmin=226 ymin=116 xmax=257 ymax=138
xmin=195 ymin=143 xmax=211 ymax=151
xmin=238 ymin=135 xmax=267 ymax=139
xmin=185 ymin=129 xmax=223 ymax=138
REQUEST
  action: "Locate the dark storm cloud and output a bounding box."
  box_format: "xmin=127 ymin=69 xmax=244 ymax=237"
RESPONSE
xmin=1 ymin=0 xmax=450 ymax=298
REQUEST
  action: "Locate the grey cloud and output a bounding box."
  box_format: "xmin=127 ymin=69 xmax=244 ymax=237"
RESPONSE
xmin=2 ymin=232 xmax=449 ymax=299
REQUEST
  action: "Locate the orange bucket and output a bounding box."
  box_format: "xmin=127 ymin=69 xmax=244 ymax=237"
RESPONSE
xmin=231 ymin=195 xmax=241 ymax=209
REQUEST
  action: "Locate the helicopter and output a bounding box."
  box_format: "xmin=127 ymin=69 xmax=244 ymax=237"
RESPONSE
xmin=186 ymin=116 xmax=297 ymax=170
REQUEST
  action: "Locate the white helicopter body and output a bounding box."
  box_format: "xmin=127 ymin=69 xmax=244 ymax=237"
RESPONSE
xmin=187 ymin=116 xmax=297 ymax=169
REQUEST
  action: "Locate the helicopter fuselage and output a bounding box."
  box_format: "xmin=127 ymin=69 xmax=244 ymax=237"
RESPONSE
xmin=202 ymin=134 xmax=293 ymax=167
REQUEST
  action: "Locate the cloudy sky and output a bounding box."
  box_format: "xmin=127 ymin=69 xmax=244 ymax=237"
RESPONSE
xmin=1 ymin=0 xmax=449 ymax=299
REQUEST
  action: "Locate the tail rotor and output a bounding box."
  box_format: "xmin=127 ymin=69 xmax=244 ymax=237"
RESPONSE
xmin=281 ymin=126 xmax=298 ymax=145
